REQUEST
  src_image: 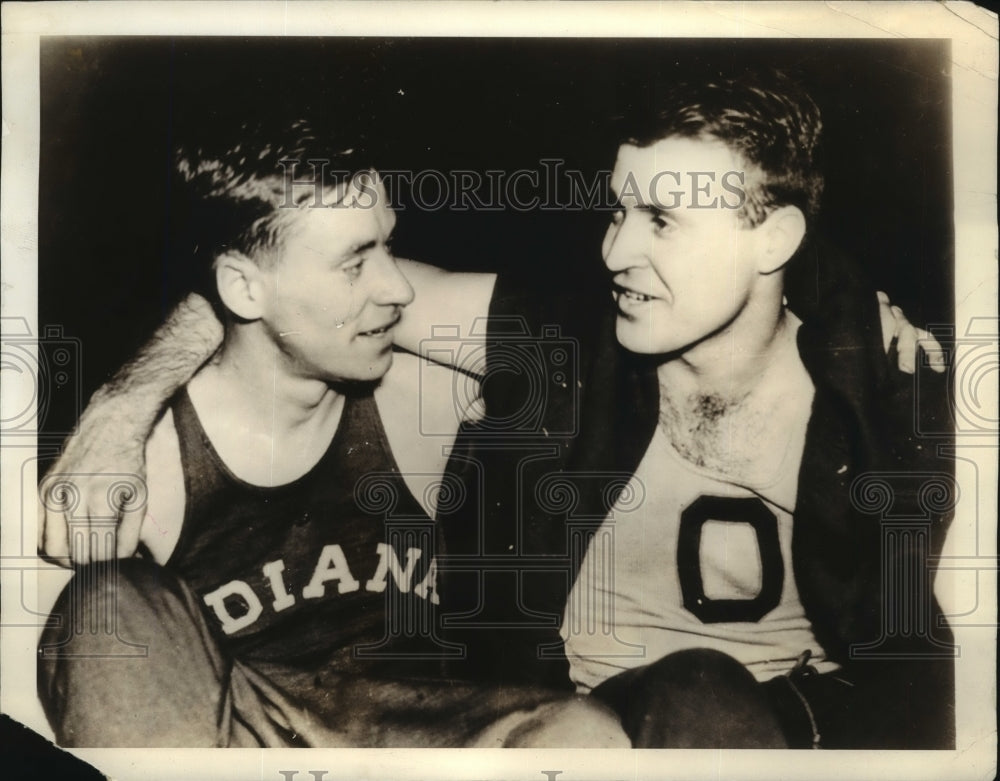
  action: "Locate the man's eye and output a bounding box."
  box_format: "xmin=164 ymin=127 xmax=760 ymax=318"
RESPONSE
xmin=651 ymin=214 xmax=672 ymax=232
xmin=343 ymin=257 xmax=365 ymax=276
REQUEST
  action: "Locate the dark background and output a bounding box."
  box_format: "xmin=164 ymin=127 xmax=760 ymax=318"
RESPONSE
xmin=38 ymin=37 xmax=952 ymax=440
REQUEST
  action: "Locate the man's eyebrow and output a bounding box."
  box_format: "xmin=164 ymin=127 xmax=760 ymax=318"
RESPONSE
xmin=605 ymin=188 xmax=663 ymax=215
xmin=336 ymin=229 xmax=395 ymax=262
xmin=339 ymin=238 xmax=377 ymax=259
xmin=635 ymin=203 xmax=670 ymax=217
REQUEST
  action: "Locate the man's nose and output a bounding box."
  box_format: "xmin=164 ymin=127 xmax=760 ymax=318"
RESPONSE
xmin=602 ymin=215 xmax=647 ymax=273
xmin=372 ymin=250 xmax=415 ymax=307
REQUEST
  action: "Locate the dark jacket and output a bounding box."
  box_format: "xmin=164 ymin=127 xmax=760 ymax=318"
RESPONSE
xmin=438 ymin=239 xmax=955 ymax=749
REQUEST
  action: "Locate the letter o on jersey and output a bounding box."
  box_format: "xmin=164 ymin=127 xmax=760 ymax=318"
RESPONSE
xmin=677 ymin=495 xmax=783 ymax=624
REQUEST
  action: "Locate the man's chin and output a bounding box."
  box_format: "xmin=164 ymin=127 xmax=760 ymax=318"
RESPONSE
xmin=615 ymin=318 xmax=671 ymax=355
xmin=327 ymin=353 xmax=393 ymax=392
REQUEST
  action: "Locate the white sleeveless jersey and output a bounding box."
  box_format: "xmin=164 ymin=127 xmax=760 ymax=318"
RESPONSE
xmin=561 ymin=344 xmax=839 ymax=692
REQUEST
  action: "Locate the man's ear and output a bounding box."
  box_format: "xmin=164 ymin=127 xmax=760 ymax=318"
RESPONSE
xmin=756 ymin=205 xmax=807 ymax=275
xmin=215 ymin=252 xmax=267 ymax=320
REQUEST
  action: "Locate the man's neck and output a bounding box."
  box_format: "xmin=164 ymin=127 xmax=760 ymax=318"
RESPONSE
xmin=206 ymin=326 xmax=344 ymax=433
xmin=656 ymin=294 xmax=792 ymax=401
xmin=185 ymin=327 xmax=349 ymax=486
xmin=654 ymin=294 xmax=809 ymax=480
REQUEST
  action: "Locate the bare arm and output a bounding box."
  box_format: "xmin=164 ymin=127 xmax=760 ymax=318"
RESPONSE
xmin=394 ymin=258 xmax=496 ymax=375
xmin=39 ymin=293 xmax=223 ymax=565
xmin=394 ymin=259 xmax=939 ymax=376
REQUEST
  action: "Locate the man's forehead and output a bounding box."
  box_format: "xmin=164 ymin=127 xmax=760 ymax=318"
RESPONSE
xmin=286 ymin=188 xmax=394 ymax=254
xmin=610 ymin=137 xmax=740 ymax=194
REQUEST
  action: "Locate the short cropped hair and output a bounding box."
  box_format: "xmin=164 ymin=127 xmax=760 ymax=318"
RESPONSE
xmin=620 ymin=68 xmax=824 ymax=228
xmin=170 ymin=117 xmax=369 ymax=300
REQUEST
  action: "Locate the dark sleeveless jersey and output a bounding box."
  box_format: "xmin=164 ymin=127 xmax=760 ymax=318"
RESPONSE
xmin=166 ymin=387 xmax=446 ymax=681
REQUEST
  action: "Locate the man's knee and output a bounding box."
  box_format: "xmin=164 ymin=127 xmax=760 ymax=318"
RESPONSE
xmin=40 ymin=559 xmax=191 ymax=654
xmin=644 ymin=647 xmax=760 ymax=690
xmin=38 ymin=559 xmax=226 ymax=746
xmin=39 ymin=559 xmax=187 ymax=703
xmin=593 ymin=649 xmax=787 ymax=748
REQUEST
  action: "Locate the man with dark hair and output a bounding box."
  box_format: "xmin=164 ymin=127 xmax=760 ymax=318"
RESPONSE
xmin=431 ymin=69 xmax=953 ymax=749
xmin=565 ymin=72 xmax=952 ymax=748
xmin=36 ymin=118 xmax=628 ymax=748
xmin=40 ymin=69 xmax=949 ymax=748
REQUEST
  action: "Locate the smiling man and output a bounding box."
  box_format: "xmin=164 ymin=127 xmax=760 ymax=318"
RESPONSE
xmin=442 ymin=70 xmax=954 ymax=749
xmin=36 ymin=119 xmax=627 ymax=749
xmin=565 ymin=91 xmax=852 ymax=743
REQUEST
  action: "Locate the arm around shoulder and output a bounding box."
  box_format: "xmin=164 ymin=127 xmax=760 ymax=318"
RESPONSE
xmin=38 ymin=293 xmax=221 ymax=565
xmin=393 ymin=259 xmax=496 ymax=373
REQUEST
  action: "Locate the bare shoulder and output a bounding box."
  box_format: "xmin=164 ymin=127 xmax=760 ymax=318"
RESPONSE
xmin=376 ymin=352 xmax=477 ymax=517
xmin=378 ymin=351 xmax=476 ymax=423
xmin=141 ymin=407 xmax=186 ymax=563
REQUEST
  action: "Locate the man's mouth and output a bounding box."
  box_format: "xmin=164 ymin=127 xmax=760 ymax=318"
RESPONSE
xmin=358 ymin=314 xmax=401 ymax=337
xmin=612 ymin=283 xmax=656 ymax=304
